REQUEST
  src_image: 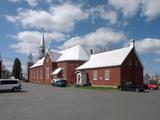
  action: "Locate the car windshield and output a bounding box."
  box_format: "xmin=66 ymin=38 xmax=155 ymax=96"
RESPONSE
xmin=149 ymin=80 xmax=158 ymax=85
xmin=57 ymin=80 xmax=65 ymax=82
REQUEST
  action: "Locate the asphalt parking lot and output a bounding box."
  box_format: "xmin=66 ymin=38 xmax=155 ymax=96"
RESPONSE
xmin=0 ymin=82 xmax=160 ymax=120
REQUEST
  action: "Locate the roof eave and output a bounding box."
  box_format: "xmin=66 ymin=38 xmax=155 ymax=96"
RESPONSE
xmin=29 ymin=65 xmax=43 ymax=69
xmin=56 ymin=59 xmax=88 ymax=62
xmin=77 ymin=64 xmax=122 ymax=70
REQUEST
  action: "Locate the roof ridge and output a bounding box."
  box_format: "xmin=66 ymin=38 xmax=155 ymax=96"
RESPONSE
xmin=77 ymin=46 xmax=132 ymax=70
xmin=90 ymin=46 xmax=130 ymax=56
xmin=57 ymin=44 xmax=89 ymax=62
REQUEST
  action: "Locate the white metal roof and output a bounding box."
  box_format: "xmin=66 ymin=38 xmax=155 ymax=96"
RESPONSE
xmin=77 ymin=46 xmax=132 ymax=70
xmin=51 ymin=68 xmax=62 ymax=75
xmin=56 ymin=45 xmax=89 ymax=62
xmin=30 ymin=57 xmax=45 ymax=68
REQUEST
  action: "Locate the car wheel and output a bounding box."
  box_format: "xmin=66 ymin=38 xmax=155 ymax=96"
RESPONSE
xmin=150 ymin=88 xmax=153 ymax=90
xmin=138 ymin=88 xmax=144 ymax=92
xmin=12 ymin=87 xmax=18 ymax=92
xmin=120 ymin=88 xmax=125 ymax=91
xmin=135 ymin=88 xmax=139 ymax=92
xmin=119 ymin=87 xmax=122 ymax=91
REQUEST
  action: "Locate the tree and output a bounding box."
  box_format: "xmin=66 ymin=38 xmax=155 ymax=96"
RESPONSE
xmin=11 ymin=58 xmax=22 ymax=79
xmin=144 ymin=74 xmax=150 ymax=81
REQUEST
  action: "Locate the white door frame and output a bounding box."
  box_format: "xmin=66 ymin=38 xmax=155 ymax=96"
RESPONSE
xmin=76 ymin=73 xmax=81 ymax=85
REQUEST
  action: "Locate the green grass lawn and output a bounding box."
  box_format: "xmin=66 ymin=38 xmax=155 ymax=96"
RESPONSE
xmin=75 ymin=86 xmax=117 ymax=91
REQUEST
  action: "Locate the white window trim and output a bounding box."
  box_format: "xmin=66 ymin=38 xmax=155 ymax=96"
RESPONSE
xmin=93 ymin=71 xmax=98 ymax=80
xmin=105 ymin=70 xmax=110 ymax=80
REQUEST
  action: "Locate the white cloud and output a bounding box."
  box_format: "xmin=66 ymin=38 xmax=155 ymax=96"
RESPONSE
xmin=2 ymin=58 xmax=26 ymax=73
xmin=100 ymin=10 xmax=118 ymax=25
xmin=9 ymin=0 xmax=19 ymax=2
xmin=108 ymin=0 xmax=160 ymax=20
xmin=61 ymin=27 xmax=127 ymax=50
xmin=141 ymin=0 xmax=160 ymax=20
xmin=2 ymin=58 xmax=13 ymax=71
xmin=9 ymin=31 xmax=65 ymax=56
xmin=88 ymin=6 xmax=118 ymax=25
xmin=135 ymin=38 xmax=160 ymax=54
xmin=154 ymin=58 xmax=160 ymax=63
xmin=26 ymin=0 xmax=38 ymax=7
xmin=108 ymin=0 xmax=140 ymax=17
xmin=9 ymin=0 xmax=39 ymax=7
xmin=6 ymin=3 xmax=88 ymax=32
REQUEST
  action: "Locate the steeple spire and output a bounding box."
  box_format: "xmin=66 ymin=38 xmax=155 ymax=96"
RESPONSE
xmin=39 ymin=28 xmax=46 ymax=59
xmin=40 ymin=28 xmax=45 ymax=48
xmin=28 ymin=52 xmax=33 ymax=63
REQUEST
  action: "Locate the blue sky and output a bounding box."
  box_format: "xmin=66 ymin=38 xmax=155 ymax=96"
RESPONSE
xmin=0 ymin=0 xmax=160 ymax=75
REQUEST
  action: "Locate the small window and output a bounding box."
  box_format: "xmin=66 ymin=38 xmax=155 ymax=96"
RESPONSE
xmin=1 ymin=80 xmax=18 ymax=84
xmin=104 ymin=70 xmax=110 ymax=80
xmin=93 ymin=71 xmax=98 ymax=80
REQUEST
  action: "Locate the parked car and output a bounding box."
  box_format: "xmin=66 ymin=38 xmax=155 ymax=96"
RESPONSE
xmin=51 ymin=79 xmax=67 ymax=87
xmin=0 ymin=79 xmax=22 ymax=92
xmin=147 ymin=80 xmax=159 ymax=90
xmin=120 ymin=82 xmax=144 ymax=92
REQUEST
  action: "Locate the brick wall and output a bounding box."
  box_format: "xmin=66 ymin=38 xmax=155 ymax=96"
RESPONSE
xmin=121 ymin=49 xmax=143 ymax=85
xmin=57 ymin=61 xmax=85 ymax=84
xmin=85 ymin=67 xmax=121 ymax=86
xmin=29 ymin=66 xmax=44 ymax=83
xmin=83 ymin=49 xmax=143 ymax=87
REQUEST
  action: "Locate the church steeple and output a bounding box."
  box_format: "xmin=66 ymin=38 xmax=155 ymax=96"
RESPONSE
xmin=28 ymin=52 xmax=33 ymax=64
xmin=39 ymin=29 xmax=46 ymax=59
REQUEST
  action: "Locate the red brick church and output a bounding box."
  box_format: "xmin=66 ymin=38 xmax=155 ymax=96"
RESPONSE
xmin=27 ymin=33 xmax=89 ymax=84
xmin=77 ymin=40 xmax=144 ymax=88
xmin=27 ymin=32 xmax=143 ymax=87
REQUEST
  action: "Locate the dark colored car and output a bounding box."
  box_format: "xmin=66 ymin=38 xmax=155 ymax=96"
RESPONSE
xmin=120 ymin=82 xmax=144 ymax=92
xmin=51 ymin=79 xmax=67 ymax=87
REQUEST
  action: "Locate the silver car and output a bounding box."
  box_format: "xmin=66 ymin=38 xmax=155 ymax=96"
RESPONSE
xmin=0 ymin=79 xmax=22 ymax=92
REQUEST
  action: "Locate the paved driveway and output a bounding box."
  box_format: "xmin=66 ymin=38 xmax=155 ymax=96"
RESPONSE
xmin=0 ymin=82 xmax=159 ymax=120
